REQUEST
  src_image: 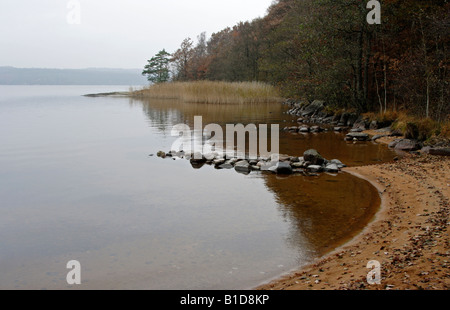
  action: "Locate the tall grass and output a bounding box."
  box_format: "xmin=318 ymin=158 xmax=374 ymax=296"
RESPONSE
xmin=389 ymin=112 xmax=450 ymax=141
xmin=362 ymin=110 xmax=450 ymax=141
xmin=131 ymin=81 xmax=282 ymax=104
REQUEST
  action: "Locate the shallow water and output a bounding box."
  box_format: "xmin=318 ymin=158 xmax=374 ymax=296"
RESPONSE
xmin=0 ymin=86 xmax=395 ymax=289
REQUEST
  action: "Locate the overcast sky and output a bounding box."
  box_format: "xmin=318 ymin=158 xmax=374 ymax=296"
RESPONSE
xmin=0 ymin=0 xmax=274 ymax=69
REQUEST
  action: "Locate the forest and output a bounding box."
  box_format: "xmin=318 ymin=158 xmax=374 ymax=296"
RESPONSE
xmin=143 ymin=0 xmax=449 ymax=123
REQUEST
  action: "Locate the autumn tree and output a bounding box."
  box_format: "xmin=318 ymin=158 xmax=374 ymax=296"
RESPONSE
xmin=189 ymin=32 xmax=209 ymax=80
xmin=171 ymin=38 xmax=194 ymax=81
xmin=150 ymin=0 xmax=448 ymax=120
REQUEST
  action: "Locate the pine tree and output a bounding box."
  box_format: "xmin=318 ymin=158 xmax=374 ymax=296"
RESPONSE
xmin=142 ymin=49 xmax=171 ymax=84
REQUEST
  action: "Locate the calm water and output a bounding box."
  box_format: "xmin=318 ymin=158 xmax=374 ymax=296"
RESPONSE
xmin=0 ymin=86 xmax=396 ymax=290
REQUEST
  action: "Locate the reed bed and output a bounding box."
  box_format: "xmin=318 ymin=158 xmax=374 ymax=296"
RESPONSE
xmin=131 ymin=81 xmax=282 ymax=104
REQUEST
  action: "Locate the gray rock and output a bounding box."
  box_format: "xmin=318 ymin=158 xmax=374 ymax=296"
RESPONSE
xmin=234 ymin=160 xmax=251 ymax=173
xmin=290 ymin=157 xmax=300 ymax=163
xmin=394 ymin=139 xmax=421 ymax=151
xmin=310 ymin=126 xmax=322 ymax=132
xmin=291 ymin=162 xmax=304 ymax=168
xmin=339 ymin=113 xmax=350 ymax=126
xmin=260 ymin=161 xmax=277 ymax=171
xmin=307 ymin=165 xmax=324 ymax=172
xmin=429 ymin=147 xmax=450 ymax=156
xmin=330 ymin=159 xmax=346 ymax=168
xmin=227 ymin=158 xmax=239 ymax=165
xmin=370 ymin=120 xmax=379 ymax=130
xmin=353 ymin=117 xmax=368 ymax=130
xmin=213 ymin=158 xmax=226 ymax=166
xmin=268 ymin=162 xmax=293 ymax=174
xmin=346 ymin=132 xmax=370 ymax=141
xmin=421 ymin=146 xmax=432 ymax=154
xmin=235 ymin=160 xmax=249 ymax=167
xmin=372 ymin=134 xmax=388 ymax=141
xmin=256 ymin=160 xmax=267 ymax=168
xmin=301 ymin=100 xmax=325 ymax=117
xmin=388 ymin=139 xmax=403 ymax=148
xmin=203 ymin=153 xmax=216 ymax=161
xmin=278 ymin=154 xmax=292 ymax=162
xmin=350 ymin=128 xmax=364 ymax=133
xmin=347 ymin=113 xmax=359 ymax=127
xmin=248 ymin=159 xmax=259 ymax=166
xmin=303 ymin=149 xmax=325 ymax=165
xmin=218 ymin=163 xmax=234 ymax=169
xmin=324 ymin=163 xmax=339 ymax=173
xmin=323 ymin=116 xmax=334 ymax=123
xmin=389 ymin=130 xmax=403 ymax=137
xmin=299 ymin=126 xmax=310 ymax=133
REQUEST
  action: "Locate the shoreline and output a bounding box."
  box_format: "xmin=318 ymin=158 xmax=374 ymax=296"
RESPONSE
xmin=256 ymin=134 xmax=449 ymax=290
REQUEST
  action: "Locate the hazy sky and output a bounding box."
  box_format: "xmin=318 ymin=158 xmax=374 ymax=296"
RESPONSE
xmin=0 ymin=0 xmax=274 ymax=69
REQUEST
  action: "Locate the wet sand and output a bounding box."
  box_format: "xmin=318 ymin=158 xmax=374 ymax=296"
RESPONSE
xmin=257 ymin=135 xmax=449 ymax=290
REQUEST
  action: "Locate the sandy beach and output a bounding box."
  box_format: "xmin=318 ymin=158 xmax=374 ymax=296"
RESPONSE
xmin=257 ymin=135 xmax=449 ymax=290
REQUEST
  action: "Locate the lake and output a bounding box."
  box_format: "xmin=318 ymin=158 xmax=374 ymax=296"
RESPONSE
xmin=0 ymin=85 xmax=396 ymax=289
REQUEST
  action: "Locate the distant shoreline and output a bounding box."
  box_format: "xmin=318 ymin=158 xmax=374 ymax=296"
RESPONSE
xmin=83 ymin=91 xmax=132 ymax=97
xmin=0 ymin=67 xmax=147 ymax=85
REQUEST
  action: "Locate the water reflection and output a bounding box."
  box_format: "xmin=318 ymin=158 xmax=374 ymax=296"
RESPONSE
xmin=0 ymin=87 xmax=395 ymax=290
xmin=263 ymin=173 xmax=380 ymax=256
xmin=133 ymin=97 xmax=390 ymax=256
xmin=133 ymin=98 xmax=396 ymax=167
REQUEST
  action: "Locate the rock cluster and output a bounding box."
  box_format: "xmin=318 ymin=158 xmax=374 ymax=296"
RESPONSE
xmin=283 ymin=99 xmax=359 ymax=128
xmin=388 ymin=138 xmax=450 ymax=156
xmin=154 ymin=149 xmax=347 ymax=176
xmin=283 ymin=99 xmax=450 ymax=157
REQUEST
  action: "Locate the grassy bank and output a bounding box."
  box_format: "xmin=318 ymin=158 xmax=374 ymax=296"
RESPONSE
xmin=361 ymin=111 xmax=450 ymax=143
xmin=131 ymin=81 xmax=282 ymax=104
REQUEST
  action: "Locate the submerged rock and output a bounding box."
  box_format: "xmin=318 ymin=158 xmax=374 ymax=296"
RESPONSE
xmin=345 ymin=132 xmax=370 ymax=141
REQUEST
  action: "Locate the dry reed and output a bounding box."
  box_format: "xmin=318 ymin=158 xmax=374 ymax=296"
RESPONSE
xmin=131 ymin=81 xmax=282 ymax=104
